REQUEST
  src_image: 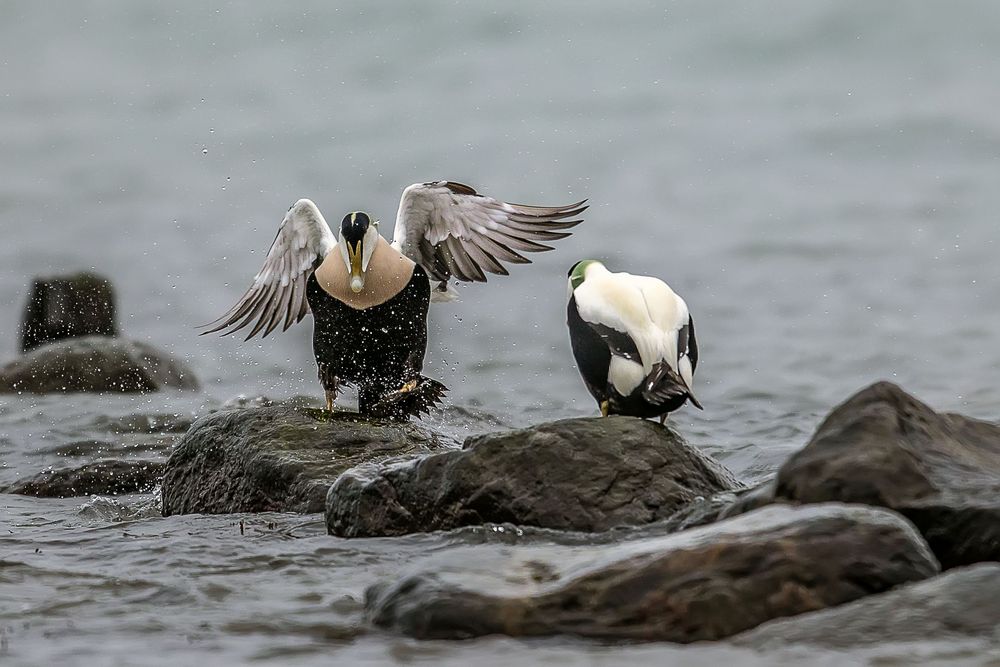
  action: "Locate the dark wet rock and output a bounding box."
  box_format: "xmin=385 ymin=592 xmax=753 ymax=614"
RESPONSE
xmin=365 ymin=504 xmax=939 ymax=642
xmin=41 ymin=439 xmax=118 ymax=457
xmin=717 ymin=479 xmax=782 ymax=520
xmin=774 ymin=381 xmax=1000 ymax=568
xmin=213 ymin=394 xmax=321 ymax=412
xmin=161 ymin=406 xmax=456 ymax=516
xmin=5 ymin=459 xmax=164 ymax=497
xmin=326 ymin=416 xmax=742 ymax=537
xmin=19 ymin=272 xmax=118 ymax=353
xmin=0 ymin=335 xmax=198 ymax=393
xmin=654 ymin=490 xmax=741 ymax=532
xmin=89 ymin=412 xmax=196 ymax=434
xmin=734 ymin=563 xmax=1000 ymax=648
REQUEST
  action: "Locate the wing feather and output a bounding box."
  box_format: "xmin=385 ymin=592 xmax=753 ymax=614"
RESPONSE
xmin=390 ymin=181 xmax=586 ymax=290
xmin=484 ymin=229 xmax=560 ymax=253
xmin=201 ymin=198 xmax=336 ymax=339
xmin=473 ymin=233 xmax=530 ymax=266
xmin=444 ymin=236 xmax=486 ymax=282
xmin=463 ymin=242 xmax=508 ymax=276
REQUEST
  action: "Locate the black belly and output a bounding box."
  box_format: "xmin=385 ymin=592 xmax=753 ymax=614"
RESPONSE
xmin=307 ymin=265 xmax=430 ymax=411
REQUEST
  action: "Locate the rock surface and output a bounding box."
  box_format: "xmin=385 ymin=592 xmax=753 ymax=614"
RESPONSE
xmin=19 ymin=272 xmax=118 ymax=353
xmin=4 ymin=460 xmax=163 ymax=497
xmin=773 ymin=381 xmax=1000 ymax=568
xmin=162 ymin=406 xmax=455 ymax=516
xmin=366 ymin=504 xmax=939 ymax=642
xmin=0 ymin=335 xmax=198 ymax=393
xmin=734 ymin=563 xmax=1000 ymax=648
xmin=327 ymin=416 xmax=741 ymax=537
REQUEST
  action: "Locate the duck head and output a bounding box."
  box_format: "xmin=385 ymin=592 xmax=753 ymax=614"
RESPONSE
xmin=339 ymin=211 xmax=380 ymax=293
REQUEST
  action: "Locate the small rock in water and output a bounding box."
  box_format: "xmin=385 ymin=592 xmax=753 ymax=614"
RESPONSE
xmin=2 ymin=271 xmax=199 ymax=393
xmin=0 ymin=336 xmax=199 ymax=393
xmin=19 ymin=272 xmax=118 ymax=353
xmin=4 ymin=459 xmax=164 ymax=497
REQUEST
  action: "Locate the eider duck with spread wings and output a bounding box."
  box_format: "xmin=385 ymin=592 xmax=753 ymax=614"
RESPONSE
xmin=566 ymin=260 xmax=702 ymax=423
xmin=204 ymin=181 xmax=586 ymax=420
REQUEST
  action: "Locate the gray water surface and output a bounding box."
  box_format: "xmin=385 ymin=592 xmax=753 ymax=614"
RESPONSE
xmin=2 ymin=2 xmax=1000 ymax=664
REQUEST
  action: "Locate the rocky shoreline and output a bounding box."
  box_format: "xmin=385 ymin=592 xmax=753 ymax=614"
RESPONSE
xmin=7 ymin=379 xmax=1000 ymax=647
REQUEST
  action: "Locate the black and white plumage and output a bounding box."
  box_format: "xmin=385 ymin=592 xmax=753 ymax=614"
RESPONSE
xmin=203 ymin=181 xmax=586 ymax=419
xmin=566 ymin=260 xmax=702 ymax=422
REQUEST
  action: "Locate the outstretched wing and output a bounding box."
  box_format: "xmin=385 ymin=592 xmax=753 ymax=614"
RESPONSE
xmin=201 ymin=198 xmax=336 ymax=340
xmin=390 ymin=181 xmax=586 ymax=288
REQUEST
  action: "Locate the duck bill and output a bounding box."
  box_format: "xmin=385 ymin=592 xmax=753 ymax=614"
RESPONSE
xmin=348 ymin=241 xmax=364 ymax=293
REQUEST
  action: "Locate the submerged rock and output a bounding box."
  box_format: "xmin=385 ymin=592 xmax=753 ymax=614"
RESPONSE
xmin=5 ymin=459 xmax=163 ymax=497
xmin=773 ymin=381 xmax=1000 ymax=568
xmin=365 ymin=504 xmax=939 ymax=642
xmin=0 ymin=336 xmax=198 ymax=393
xmin=161 ymin=406 xmax=455 ymax=516
xmin=326 ymin=416 xmax=741 ymax=537
xmin=19 ymin=272 xmax=118 ymax=353
xmin=734 ymin=563 xmax=1000 ymax=648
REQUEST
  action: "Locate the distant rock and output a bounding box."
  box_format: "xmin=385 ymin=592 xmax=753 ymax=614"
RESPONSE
xmin=366 ymin=504 xmax=939 ymax=642
xmin=734 ymin=563 xmax=1000 ymax=648
xmin=0 ymin=335 xmax=198 ymax=393
xmin=19 ymin=272 xmax=118 ymax=353
xmin=5 ymin=459 xmax=163 ymax=497
xmin=326 ymin=416 xmax=742 ymax=537
xmin=161 ymin=406 xmax=456 ymax=516
xmin=773 ymin=381 xmax=1000 ymax=568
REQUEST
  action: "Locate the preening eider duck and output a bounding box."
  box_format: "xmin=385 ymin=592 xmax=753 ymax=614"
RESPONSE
xmin=203 ymin=181 xmax=586 ymax=420
xmin=566 ymin=260 xmax=702 ymax=423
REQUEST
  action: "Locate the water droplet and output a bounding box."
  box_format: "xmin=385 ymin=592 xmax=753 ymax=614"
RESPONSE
xmin=202 ymin=148 xmax=209 ymax=155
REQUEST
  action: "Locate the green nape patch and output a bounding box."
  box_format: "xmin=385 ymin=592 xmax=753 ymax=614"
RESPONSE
xmin=569 ymin=259 xmax=597 ymax=290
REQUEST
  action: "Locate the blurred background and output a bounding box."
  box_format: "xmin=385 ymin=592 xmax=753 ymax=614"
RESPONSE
xmin=1 ymin=2 xmax=999 ymax=661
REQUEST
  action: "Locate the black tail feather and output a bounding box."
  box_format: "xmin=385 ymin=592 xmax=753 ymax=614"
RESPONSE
xmin=642 ymin=361 xmax=703 ymax=410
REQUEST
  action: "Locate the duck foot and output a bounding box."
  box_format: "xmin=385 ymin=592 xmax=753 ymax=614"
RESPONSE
xmin=368 ymin=376 xmax=448 ymax=421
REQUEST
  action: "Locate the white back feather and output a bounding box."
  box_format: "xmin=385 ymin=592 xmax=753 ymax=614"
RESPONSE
xmin=574 ymin=264 xmax=690 ymax=378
